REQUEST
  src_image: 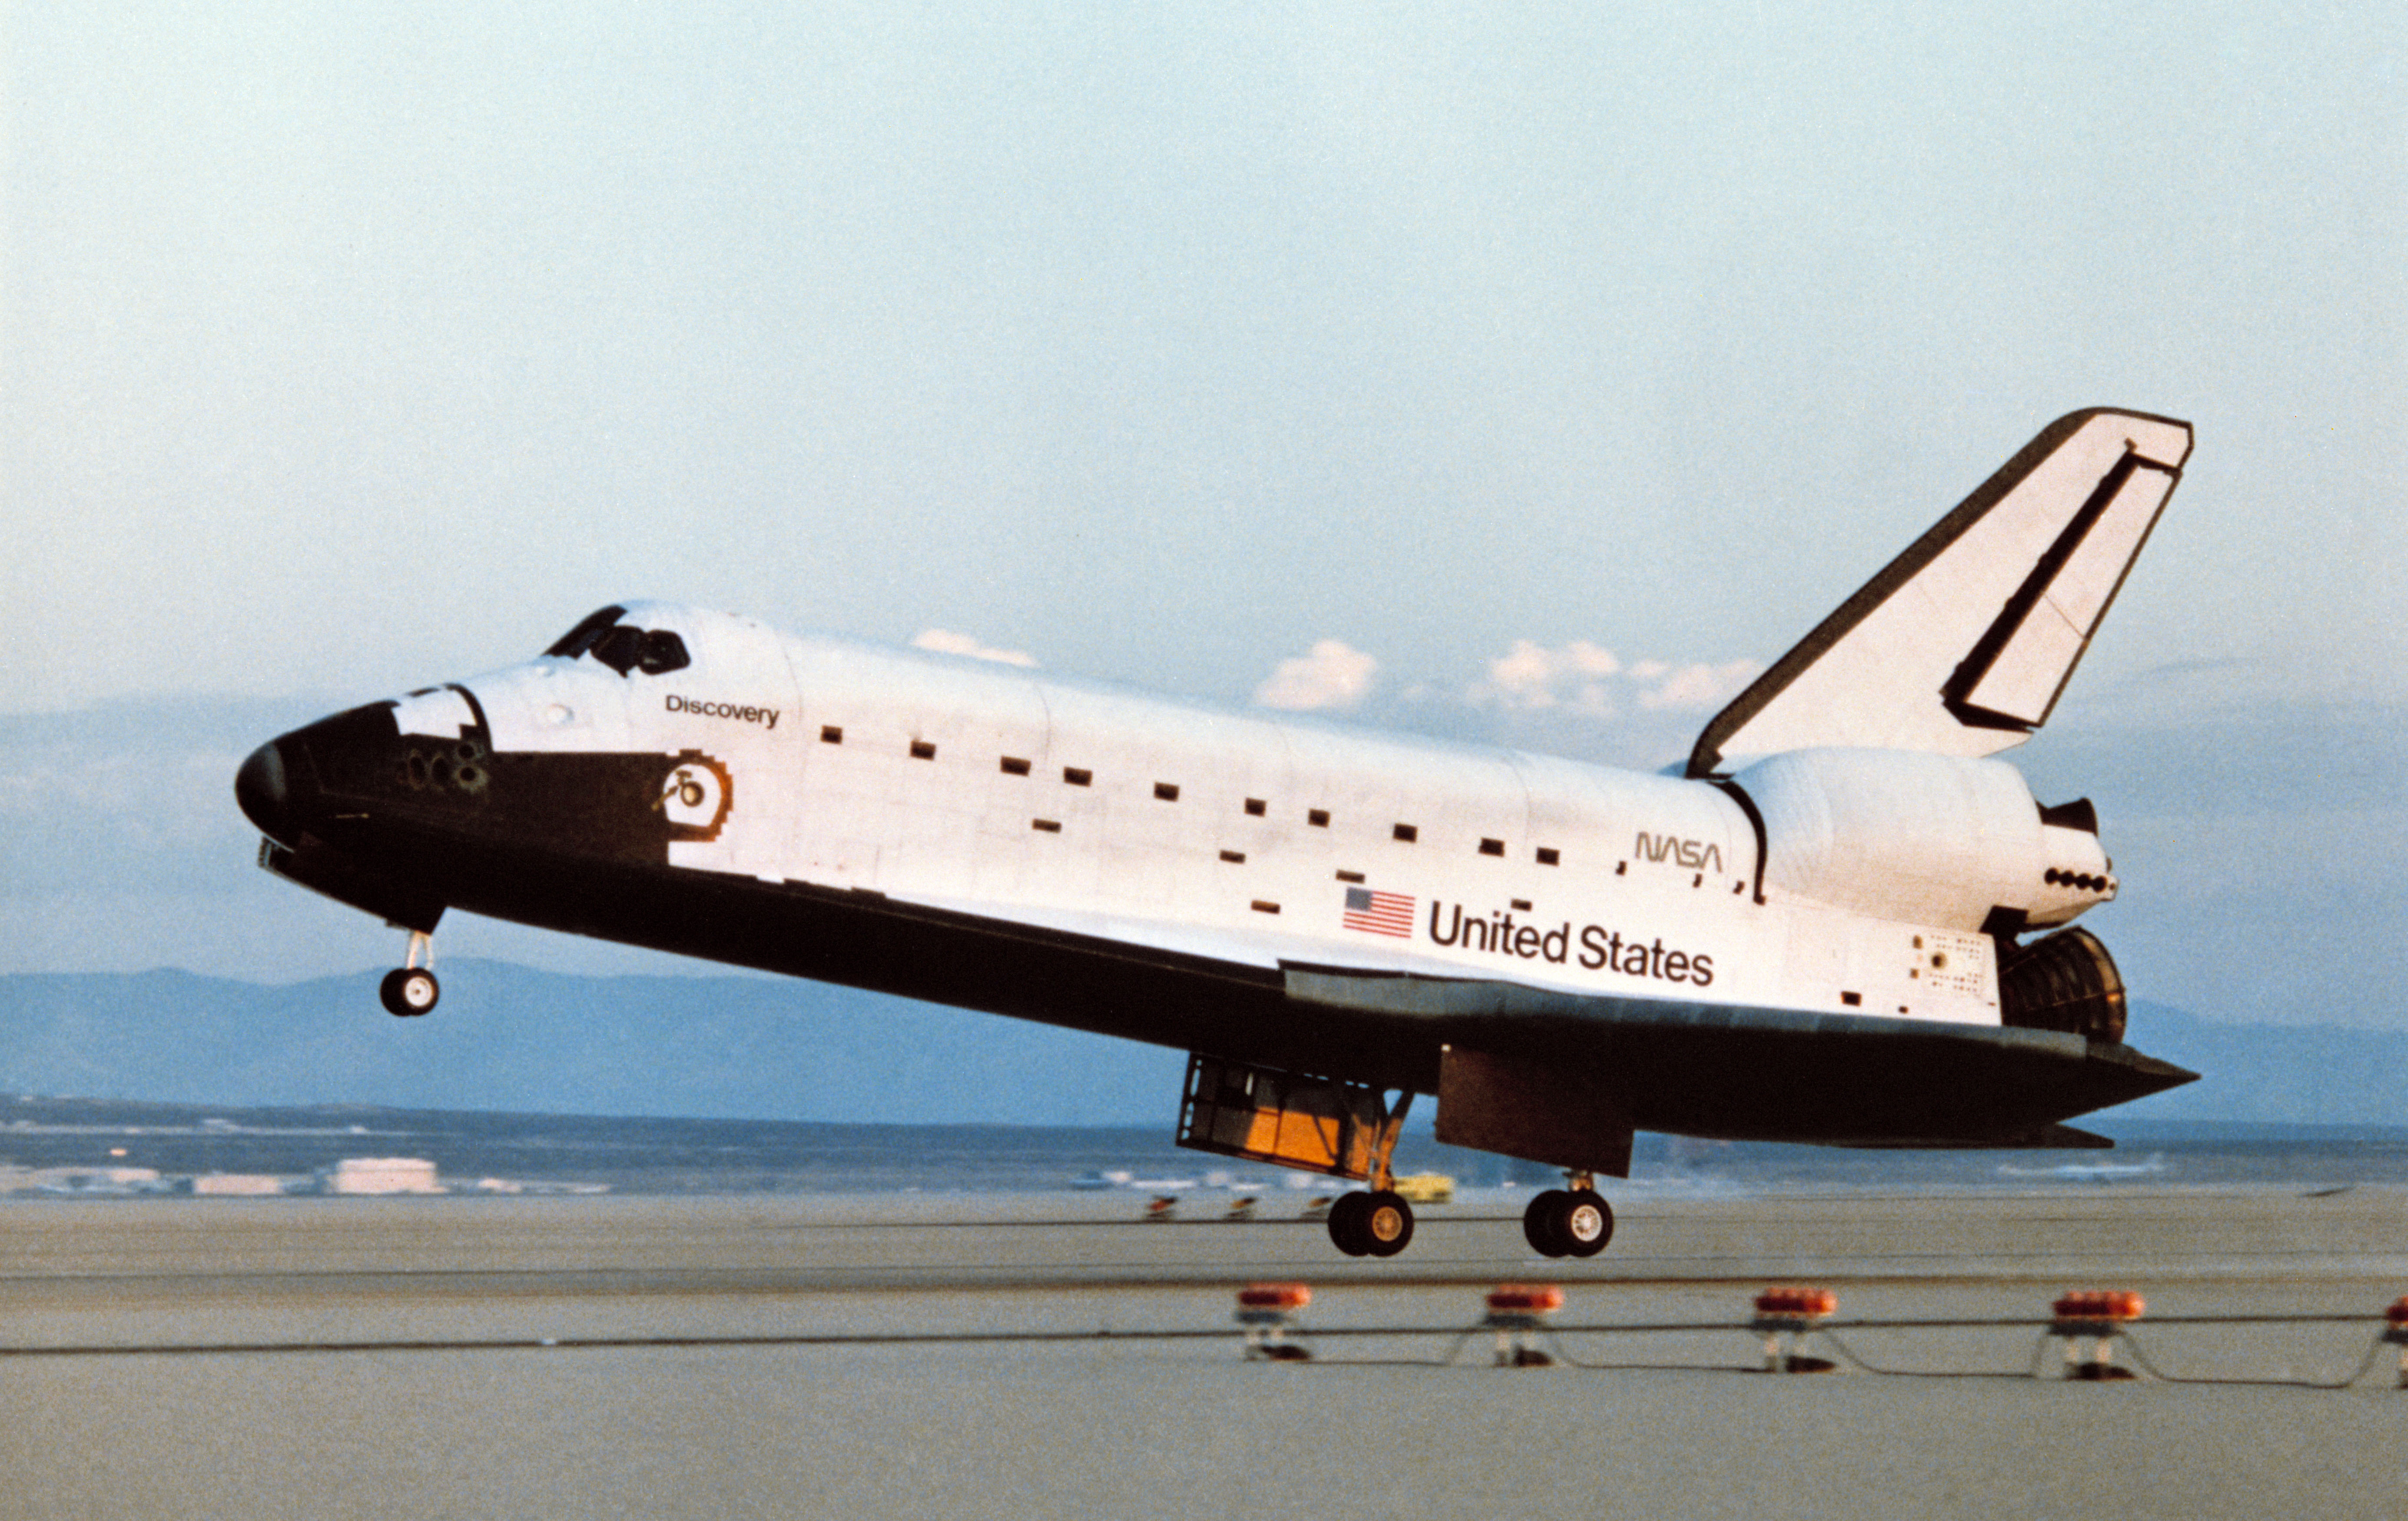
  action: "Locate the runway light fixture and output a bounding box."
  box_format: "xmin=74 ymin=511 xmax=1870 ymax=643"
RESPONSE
xmin=1484 ymin=1284 xmax=1564 ymax=1367
xmin=1235 ymin=1282 xmax=1312 ymax=1361
xmin=2381 ymin=1296 xmax=2408 ymax=1388
xmin=1751 ymin=1286 xmax=1839 ymax=1372
xmin=2050 ymin=1290 xmax=2146 ymax=1380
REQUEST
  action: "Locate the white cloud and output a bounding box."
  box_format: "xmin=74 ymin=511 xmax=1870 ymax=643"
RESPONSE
xmin=1480 ymin=639 xmax=1625 ymax=716
xmin=1468 ymin=640 xmax=1758 ymax=721
xmin=909 ymin=630 xmax=1038 ymax=668
xmin=1254 ymin=640 xmax=1380 ymax=711
xmin=1637 ymin=660 xmax=1762 ymax=711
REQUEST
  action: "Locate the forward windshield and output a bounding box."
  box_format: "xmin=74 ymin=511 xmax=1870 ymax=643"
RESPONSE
xmin=543 ymin=606 xmax=690 ymax=676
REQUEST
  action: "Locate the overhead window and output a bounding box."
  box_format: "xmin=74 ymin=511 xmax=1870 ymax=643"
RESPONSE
xmin=1154 ymin=782 xmax=1179 ymax=802
xmin=910 ymin=741 xmax=937 ymax=760
xmin=1536 ymin=847 xmax=1560 ymax=866
xmin=1479 ymin=838 xmax=1505 ymax=857
xmin=1001 ymin=757 xmax=1032 ymax=775
xmin=1393 ymin=824 xmax=1418 ymax=843
xmin=821 ymin=726 xmax=843 ymax=744
xmin=1032 ymin=818 xmax=1061 ymax=833
xmin=1063 ymin=768 xmax=1092 ymax=787
xmin=1307 ymin=810 xmax=1330 ymax=828
xmin=1244 ymin=798 xmax=1267 ymax=817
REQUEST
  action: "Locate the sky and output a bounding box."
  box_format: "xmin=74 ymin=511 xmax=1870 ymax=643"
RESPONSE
xmin=3 ymin=3 xmax=2402 ymax=1030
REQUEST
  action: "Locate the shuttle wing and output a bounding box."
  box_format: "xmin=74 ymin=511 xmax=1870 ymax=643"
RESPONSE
xmin=1688 ymin=409 xmax=2193 ymax=777
xmin=1282 ymin=965 xmax=2193 ymax=1151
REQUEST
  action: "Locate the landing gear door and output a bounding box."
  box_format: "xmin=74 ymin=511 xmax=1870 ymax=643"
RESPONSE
xmin=1175 ymin=1054 xmax=1399 ymax=1181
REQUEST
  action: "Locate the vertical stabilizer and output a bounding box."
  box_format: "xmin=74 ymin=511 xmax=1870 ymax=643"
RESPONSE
xmin=1688 ymin=409 xmax=2192 ymax=777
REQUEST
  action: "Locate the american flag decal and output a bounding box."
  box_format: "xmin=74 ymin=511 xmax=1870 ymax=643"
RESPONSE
xmin=1342 ymin=887 xmax=1415 ymax=938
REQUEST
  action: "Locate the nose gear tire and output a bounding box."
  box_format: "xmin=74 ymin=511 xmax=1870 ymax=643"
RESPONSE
xmin=379 ymin=967 xmax=440 ymax=1017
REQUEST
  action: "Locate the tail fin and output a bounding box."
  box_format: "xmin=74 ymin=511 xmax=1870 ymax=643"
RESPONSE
xmin=1688 ymin=408 xmax=2192 ymax=777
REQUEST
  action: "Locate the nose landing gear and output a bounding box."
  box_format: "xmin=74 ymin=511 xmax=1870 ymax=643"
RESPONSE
xmin=1522 ymin=1172 xmax=1613 ymax=1258
xmin=378 ymin=930 xmax=440 ymax=1017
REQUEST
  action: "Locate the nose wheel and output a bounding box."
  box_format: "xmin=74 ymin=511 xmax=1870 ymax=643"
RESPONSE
xmin=378 ymin=930 xmax=440 ymax=1017
xmin=1522 ymin=1176 xmax=1613 ymax=1258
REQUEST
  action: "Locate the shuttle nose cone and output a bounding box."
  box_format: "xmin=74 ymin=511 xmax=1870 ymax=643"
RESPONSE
xmin=235 ymin=741 xmax=292 ymax=846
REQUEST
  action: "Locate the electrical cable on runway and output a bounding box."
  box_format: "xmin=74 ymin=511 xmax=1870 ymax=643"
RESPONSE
xmin=2109 ymin=1330 xmax=2395 ymax=1390
xmin=2 ymin=1313 xmax=2399 ymax=1387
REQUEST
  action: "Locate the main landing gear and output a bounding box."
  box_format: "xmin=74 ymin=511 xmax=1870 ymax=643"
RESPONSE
xmin=378 ymin=929 xmax=439 ymax=1017
xmin=1522 ymin=1172 xmax=1614 ymax=1258
xmin=1328 ymin=1188 xmax=1414 ymax=1258
xmin=1327 ymin=1093 xmax=1414 ymax=1259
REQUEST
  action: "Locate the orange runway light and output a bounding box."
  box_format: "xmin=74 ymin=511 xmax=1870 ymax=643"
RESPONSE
xmin=1235 ymin=1282 xmax=1312 ymax=1361
xmin=2382 ymin=1296 xmax=2408 ymax=1387
xmin=2050 ymin=1289 xmax=2145 ymax=1380
xmin=1751 ymin=1286 xmax=1838 ymax=1372
xmin=1483 ymin=1284 xmax=1562 ymax=1367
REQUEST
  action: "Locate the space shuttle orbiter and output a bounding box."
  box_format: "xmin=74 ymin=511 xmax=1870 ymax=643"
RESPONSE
xmin=236 ymin=408 xmax=2198 ymax=1258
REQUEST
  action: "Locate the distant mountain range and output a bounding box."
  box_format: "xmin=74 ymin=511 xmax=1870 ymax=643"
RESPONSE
xmin=0 ymin=961 xmax=2396 ymax=1128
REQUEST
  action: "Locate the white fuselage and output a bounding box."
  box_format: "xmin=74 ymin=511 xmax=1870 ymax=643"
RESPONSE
xmin=419 ymin=603 xmax=2114 ymax=1033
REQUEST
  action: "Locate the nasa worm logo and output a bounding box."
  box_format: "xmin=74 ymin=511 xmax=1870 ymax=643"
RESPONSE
xmin=658 ymin=752 xmax=734 ymax=842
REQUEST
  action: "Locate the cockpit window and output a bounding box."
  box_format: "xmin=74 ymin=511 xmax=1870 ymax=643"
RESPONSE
xmin=546 ymin=606 xmax=628 ymax=659
xmin=637 ymin=630 xmax=690 ymax=675
xmin=543 ymin=606 xmax=690 ymax=676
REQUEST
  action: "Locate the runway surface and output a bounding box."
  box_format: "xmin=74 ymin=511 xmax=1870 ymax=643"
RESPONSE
xmin=2 ymin=1186 xmax=2404 ymax=1519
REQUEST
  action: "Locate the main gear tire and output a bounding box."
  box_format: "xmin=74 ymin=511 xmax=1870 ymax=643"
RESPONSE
xmin=1559 ymin=1189 xmax=1614 ymax=1257
xmin=1360 ymin=1191 xmax=1415 ymax=1258
xmin=1523 ymin=1189 xmax=1570 ymax=1257
xmin=1327 ymin=1191 xmax=1373 ymax=1256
